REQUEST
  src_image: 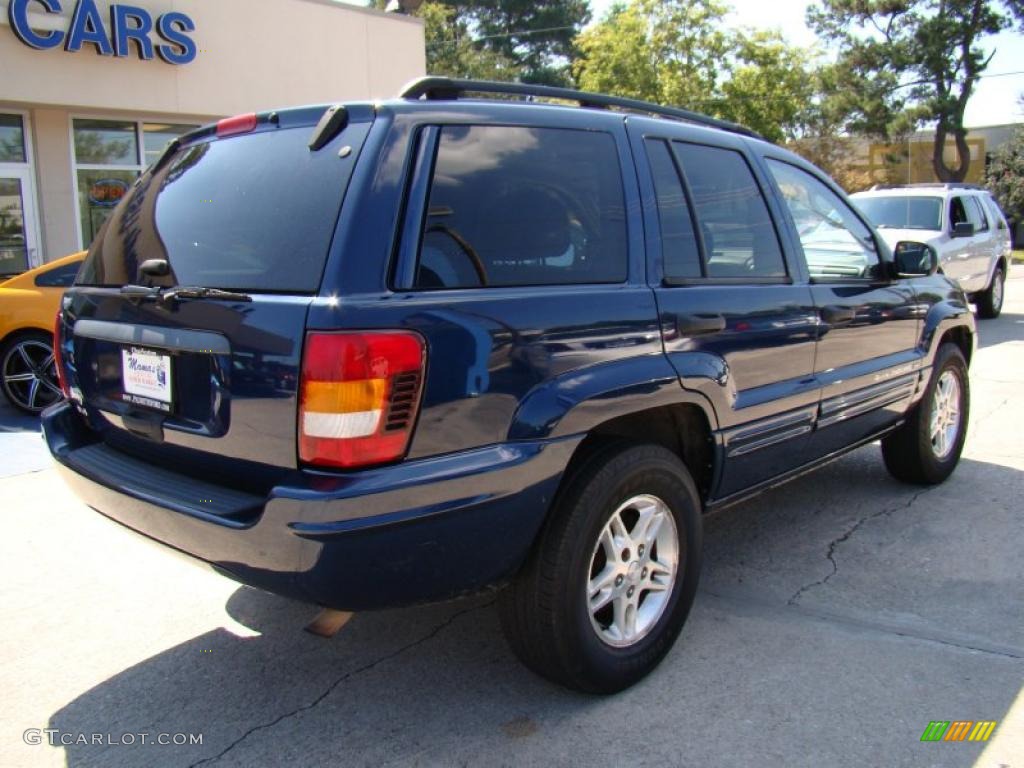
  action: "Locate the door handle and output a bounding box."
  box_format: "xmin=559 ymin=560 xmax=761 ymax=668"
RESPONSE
xmin=676 ymin=313 xmax=726 ymax=336
xmin=821 ymin=306 xmax=856 ymax=325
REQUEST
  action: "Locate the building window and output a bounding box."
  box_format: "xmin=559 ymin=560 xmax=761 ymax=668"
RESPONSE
xmin=0 ymin=112 xmax=38 ymax=274
xmin=0 ymin=114 xmax=27 ymax=163
xmin=72 ymin=118 xmax=196 ymax=249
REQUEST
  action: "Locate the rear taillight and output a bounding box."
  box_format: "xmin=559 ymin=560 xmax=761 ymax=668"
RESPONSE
xmin=299 ymin=332 xmax=425 ymax=469
xmin=53 ymin=310 xmax=70 ymax=399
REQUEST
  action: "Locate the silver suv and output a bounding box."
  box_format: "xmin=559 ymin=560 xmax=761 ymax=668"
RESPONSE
xmin=852 ymin=184 xmax=1011 ymax=318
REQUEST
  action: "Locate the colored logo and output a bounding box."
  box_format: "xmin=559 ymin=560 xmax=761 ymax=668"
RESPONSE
xmin=88 ymin=179 xmax=129 ymax=208
xmin=920 ymin=720 xmax=998 ymax=742
xmin=7 ymin=0 xmax=197 ymax=65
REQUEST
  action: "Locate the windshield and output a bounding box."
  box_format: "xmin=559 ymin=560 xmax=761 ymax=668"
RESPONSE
xmin=77 ymin=123 xmax=362 ymax=293
xmin=855 ymin=196 xmax=942 ymax=231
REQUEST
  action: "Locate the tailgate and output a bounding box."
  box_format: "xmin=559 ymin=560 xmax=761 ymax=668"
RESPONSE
xmin=61 ymin=106 xmax=372 ymax=479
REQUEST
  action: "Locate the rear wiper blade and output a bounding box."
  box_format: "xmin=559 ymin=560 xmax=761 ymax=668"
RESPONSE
xmin=159 ymin=286 xmax=253 ymax=303
xmin=120 ymin=284 xmax=162 ymax=300
xmin=119 ymin=284 xmax=252 ymax=304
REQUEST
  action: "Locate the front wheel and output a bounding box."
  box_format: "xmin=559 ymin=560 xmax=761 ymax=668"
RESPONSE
xmin=976 ymin=265 xmax=1004 ymax=319
xmin=499 ymin=442 xmax=702 ymax=693
xmin=882 ymin=343 xmax=969 ymax=485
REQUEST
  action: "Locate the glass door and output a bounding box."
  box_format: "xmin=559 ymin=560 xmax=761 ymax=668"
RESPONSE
xmin=0 ymin=168 xmax=39 ymax=276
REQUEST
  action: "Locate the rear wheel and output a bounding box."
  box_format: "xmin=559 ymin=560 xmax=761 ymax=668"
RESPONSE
xmin=882 ymin=343 xmax=969 ymax=485
xmin=499 ymin=442 xmax=702 ymax=693
xmin=976 ymin=265 xmax=1004 ymax=319
xmin=1 ymin=331 xmax=62 ymax=415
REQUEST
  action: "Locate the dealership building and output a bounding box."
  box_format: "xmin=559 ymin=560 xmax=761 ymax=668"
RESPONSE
xmin=0 ymin=0 xmax=425 ymax=273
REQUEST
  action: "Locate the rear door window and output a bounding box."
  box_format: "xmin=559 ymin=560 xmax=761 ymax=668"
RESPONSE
xmin=644 ymin=139 xmax=701 ymax=279
xmin=968 ymin=196 xmax=990 ymax=231
xmin=35 ymin=262 xmax=82 ymax=288
xmin=412 ymin=125 xmax=627 ymax=289
xmin=671 ymin=142 xmax=786 ymax=279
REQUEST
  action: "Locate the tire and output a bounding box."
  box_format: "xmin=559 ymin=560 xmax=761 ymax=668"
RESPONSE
xmin=881 ymin=343 xmax=969 ymax=485
xmin=0 ymin=331 xmax=63 ymax=415
xmin=976 ymin=264 xmax=1005 ymax=319
xmin=499 ymin=441 xmax=702 ymax=693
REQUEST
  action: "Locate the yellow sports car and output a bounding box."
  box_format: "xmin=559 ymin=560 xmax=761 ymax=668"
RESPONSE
xmin=0 ymin=252 xmax=85 ymax=414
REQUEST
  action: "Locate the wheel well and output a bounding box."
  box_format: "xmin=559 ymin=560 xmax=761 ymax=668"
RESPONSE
xmin=940 ymin=326 xmax=973 ymax=367
xmin=566 ymin=405 xmax=715 ymax=503
xmin=0 ymin=327 xmax=51 ymax=354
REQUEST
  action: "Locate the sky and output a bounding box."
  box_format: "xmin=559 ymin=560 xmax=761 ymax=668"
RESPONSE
xmin=587 ymin=0 xmax=1024 ymax=127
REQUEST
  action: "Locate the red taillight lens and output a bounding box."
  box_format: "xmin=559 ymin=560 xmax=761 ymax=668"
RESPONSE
xmin=53 ymin=310 xmax=70 ymax=399
xmin=299 ymin=331 xmax=425 ymax=469
xmin=216 ymin=113 xmax=258 ymax=138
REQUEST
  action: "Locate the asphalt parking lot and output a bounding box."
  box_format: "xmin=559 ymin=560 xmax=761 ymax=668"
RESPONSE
xmin=1 ymin=270 xmax=1021 ymax=768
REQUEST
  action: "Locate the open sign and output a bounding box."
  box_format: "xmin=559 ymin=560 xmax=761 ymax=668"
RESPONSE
xmin=88 ymin=179 xmax=130 ymax=207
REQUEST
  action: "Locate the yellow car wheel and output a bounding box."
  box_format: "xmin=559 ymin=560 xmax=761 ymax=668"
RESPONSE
xmin=1 ymin=331 xmax=62 ymax=415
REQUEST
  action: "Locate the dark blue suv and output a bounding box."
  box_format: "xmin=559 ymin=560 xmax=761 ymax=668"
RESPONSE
xmin=44 ymin=78 xmax=976 ymax=693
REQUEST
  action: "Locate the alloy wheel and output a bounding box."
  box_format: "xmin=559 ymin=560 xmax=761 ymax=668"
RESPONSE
xmin=586 ymin=494 xmax=680 ymax=648
xmin=930 ymin=370 xmax=961 ymax=460
xmin=2 ymin=338 xmax=62 ymax=414
xmin=992 ymin=270 xmax=1004 ymax=312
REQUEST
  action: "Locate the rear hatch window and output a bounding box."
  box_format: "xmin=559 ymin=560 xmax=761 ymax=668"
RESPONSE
xmin=78 ymin=119 xmax=359 ymax=293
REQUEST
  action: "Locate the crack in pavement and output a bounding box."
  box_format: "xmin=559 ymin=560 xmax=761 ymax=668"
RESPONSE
xmin=787 ymin=489 xmax=931 ymax=606
xmin=188 ymin=599 xmax=496 ymax=768
xmin=705 ymin=589 xmax=1024 ymax=660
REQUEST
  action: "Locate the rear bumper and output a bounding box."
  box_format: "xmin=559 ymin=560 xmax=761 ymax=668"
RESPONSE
xmin=43 ymin=402 xmax=579 ymax=610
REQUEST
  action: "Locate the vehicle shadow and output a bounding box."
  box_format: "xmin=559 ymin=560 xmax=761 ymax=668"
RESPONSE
xmin=975 ymin=311 xmax=1024 ymax=350
xmin=0 ymin=397 xmax=41 ymax=433
xmin=47 ymin=452 xmax=1024 ymax=767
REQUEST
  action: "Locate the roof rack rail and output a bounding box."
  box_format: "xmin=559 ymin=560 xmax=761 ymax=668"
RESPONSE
xmin=870 ymin=182 xmax=986 ymax=191
xmin=399 ymin=77 xmax=764 ymax=141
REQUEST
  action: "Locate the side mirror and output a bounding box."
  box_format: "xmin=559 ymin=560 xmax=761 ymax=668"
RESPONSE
xmin=951 ymin=221 xmax=975 ymax=238
xmin=892 ymin=241 xmax=939 ymax=277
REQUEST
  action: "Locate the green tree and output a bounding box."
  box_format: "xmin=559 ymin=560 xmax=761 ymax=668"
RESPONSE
xmin=419 ymin=2 xmax=516 ymax=79
xmin=574 ymin=0 xmax=730 ymax=108
xmin=573 ymin=0 xmax=817 ymax=142
xmin=373 ymin=0 xmax=589 ymax=84
xmin=808 ymin=0 xmax=1024 ymax=182
xmin=442 ymin=0 xmax=591 ymax=85
xmin=717 ymin=31 xmax=817 ymax=143
xmin=986 ymin=122 xmax=1024 ymax=229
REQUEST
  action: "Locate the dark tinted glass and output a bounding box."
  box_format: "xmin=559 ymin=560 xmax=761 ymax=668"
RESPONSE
xmin=672 ymin=143 xmax=785 ymax=278
xmin=35 ymin=262 xmax=81 ymax=288
xmin=767 ymin=159 xmax=879 ymax=279
xmin=79 ymin=127 xmax=356 ymax=292
xmin=855 ymin=196 xmax=942 ymax=230
xmin=414 ymin=126 xmax=627 ymax=289
xmin=645 ymin=139 xmax=701 ymax=279
xmin=950 ymin=197 xmax=970 ymax=227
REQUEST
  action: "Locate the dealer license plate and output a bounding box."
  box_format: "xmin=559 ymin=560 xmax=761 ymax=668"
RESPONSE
xmin=121 ymin=347 xmax=173 ymax=413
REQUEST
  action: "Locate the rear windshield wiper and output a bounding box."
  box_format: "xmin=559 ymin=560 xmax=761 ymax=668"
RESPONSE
xmin=160 ymin=286 xmax=253 ymax=303
xmin=120 ymin=284 xmax=162 ymax=301
xmin=119 ymin=284 xmax=252 ymax=304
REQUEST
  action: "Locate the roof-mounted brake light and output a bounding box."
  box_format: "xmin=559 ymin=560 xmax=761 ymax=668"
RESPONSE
xmin=216 ymin=113 xmax=258 ymax=138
